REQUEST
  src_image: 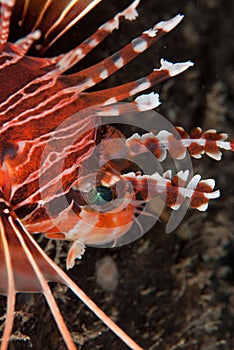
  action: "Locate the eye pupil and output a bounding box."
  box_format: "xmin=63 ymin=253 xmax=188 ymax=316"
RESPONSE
xmin=87 ymin=186 xmax=113 ymax=206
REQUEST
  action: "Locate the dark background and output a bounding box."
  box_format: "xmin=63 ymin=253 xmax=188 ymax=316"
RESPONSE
xmin=1 ymin=0 xmax=233 ymax=349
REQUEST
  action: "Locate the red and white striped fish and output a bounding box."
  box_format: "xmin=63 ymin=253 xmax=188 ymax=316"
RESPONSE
xmin=0 ymin=1 xmax=233 ymax=349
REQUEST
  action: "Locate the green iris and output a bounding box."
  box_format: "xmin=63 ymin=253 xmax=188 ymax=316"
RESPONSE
xmin=87 ymin=186 xmax=113 ymax=206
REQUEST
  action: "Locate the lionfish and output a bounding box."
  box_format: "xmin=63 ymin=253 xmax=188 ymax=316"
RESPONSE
xmin=0 ymin=0 xmax=233 ymax=349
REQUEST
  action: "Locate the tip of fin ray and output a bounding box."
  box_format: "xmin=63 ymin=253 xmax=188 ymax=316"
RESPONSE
xmin=156 ymin=59 xmax=194 ymax=76
xmin=155 ymin=14 xmax=184 ymax=32
xmin=122 ymin=0 xmax=141 ymax=21
xmin=135 ymin=92 xmax=161 ymax=111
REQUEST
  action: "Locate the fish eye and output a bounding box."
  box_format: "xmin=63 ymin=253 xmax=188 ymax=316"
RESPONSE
xmin=86 ymin=185 xmax=114 ymax=206
xmin=72 ymin=171 xmax=134 ymax=212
